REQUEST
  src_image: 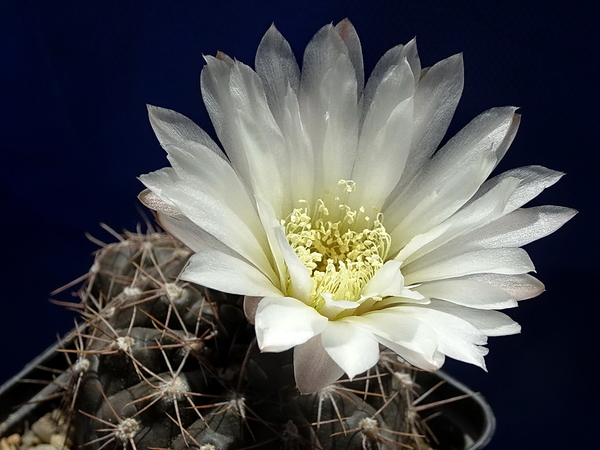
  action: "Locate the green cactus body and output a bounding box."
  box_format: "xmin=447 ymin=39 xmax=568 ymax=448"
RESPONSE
xmin=66 ymin=230 xmax=427 ymax=450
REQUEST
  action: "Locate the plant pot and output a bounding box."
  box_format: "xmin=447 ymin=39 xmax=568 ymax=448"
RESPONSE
xmin=0 ymin=332 xmax=495 ymax=450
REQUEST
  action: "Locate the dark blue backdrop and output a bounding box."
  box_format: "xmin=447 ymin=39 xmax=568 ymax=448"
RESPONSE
xmin=1 ymin=1 xmax=596 ymax=448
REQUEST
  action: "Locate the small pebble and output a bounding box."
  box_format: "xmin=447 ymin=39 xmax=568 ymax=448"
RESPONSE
xmin=21 ymin=431 xmax=41 ymax=447
xmin=1 ymin=409 xmax=70 ymax=450
xmin=0 ymin=438 xmax=14 ymax=450
xmin=50 ymin=434 xmax=66 ymax=450
xmin=31 ymin=415 xmax=56 ymax=443
xmin=5 ymin=435 xmax=20 ymax=446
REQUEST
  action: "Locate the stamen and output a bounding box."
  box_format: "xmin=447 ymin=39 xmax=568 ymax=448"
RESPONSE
xmin=283 ymin=181 xmax=391 ymax=315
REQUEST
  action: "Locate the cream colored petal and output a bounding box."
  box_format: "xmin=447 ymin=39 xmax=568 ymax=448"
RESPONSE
xmin=388 ymin=154 xmax=498 ymax=255
xmin=415 ymin=279 xmax=517 ymax=310
xmin=403 ymin=248 xmax=535 ymax=285
xmin=321 ymin=321 xmax=379 ymax=379
xmin=254 ymin=28 xmax=315 ymax=205
xmin=361 ymin=38 xmax=420 ymax=119
xmin=229 ymin=63 xmax=291 ymax=214
xmin=255 ymin=296 xmax=328 ymax=353
xmin=335 ymin=19 xmax=365 ymax=95
xmin=378 ymin=336 xmax=445 ymax=372
xmin=352 ymin=59 xmax=415 ymax=212
xmin=147 ymin=105 xmax=225 ymax=158
xmin=386 ymin=107 xmax=518 ymax=241
xmin=463 ymin=273 xmax=545 ymax=300
xmin=254 ymin=196 xmax=289 ymax=294
xmin=395 ymin=176 xmax=520 ymax=263
xmin=157 ymin=213 xmax=245 ymax=258
xmin=319 ymin=294 xmax=358 ymax=318
xmin=471 ymin=165 xmax=564 ymax=216
xmin=183 ymin=251 xmax=283 ymax=297
xmin=273 ymin=226 xmax=312 ymax=303
xmin=426 ymin=299 xmax=521 ymax=336
xmin=201 ymin=57 xmax=290 ymax=214
xmin=201 ymin=56 xmax=242 ymax=169
xmin=415 ymin=205 xmax=576 ymax=269
xmin=300 ymin=23 xmax=350 ymax=96
xmin=140 ymin=168 xmax=276 ymax=281
xmin=299 ymin=24 xmax=358 ymax=196
xmin=383 ymin=53 xmax=463 ymax=202
xmin=362 ymin=260 xmax=407 ymax=299
xmin=255 ymin=24 xmax=301 ymax=121
xmin=146 ymin=134 xmax=268 ymax=250
xmin=397 ymin=306 xmax=490 ymax=369
xmin=350 ymin=310 xmax=441 ymax=369
xmin=139 ymin=189 xmax=184 ymax=219
xmin=279 ymin=85 xmax=315 ymax=203
xmin=455 ymin=205 xmax=577 ymax=249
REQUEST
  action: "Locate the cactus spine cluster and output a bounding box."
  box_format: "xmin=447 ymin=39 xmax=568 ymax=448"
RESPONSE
xmin=62 ymin=227 xmax=434 ymax=450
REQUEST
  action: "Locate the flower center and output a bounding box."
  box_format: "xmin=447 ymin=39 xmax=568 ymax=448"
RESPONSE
xmin=283 ymin=180 xmax=391 ymax=310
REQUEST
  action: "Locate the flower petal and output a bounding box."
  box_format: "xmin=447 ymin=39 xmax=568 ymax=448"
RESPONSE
xmin=395 ymin=176 xmax=520 ymax=263
xmin=404 ymin=247 xmax=535 ymax=285
xmin=458 ymin=205 xmax=577 ymax=249
xmin=254 ymin=28 xmax=315 ymax=204
xmin=388 ymin=154 xmax=498 ymax=254
xmin=349 ymin=310 xmax=441 ymax=370
xmin=147 ymin=105 xmax=225 ymax=158
xmin=319 ymin=294 xmax=359 ymax=318
xmin=361 ymin=260 xmax=419 ymax=299
xmin=464 ymin=273 xmax=545 ymax=300
xmin=157 ymin=213 xmax=245 ymax=257
xmin=386 ymin=107 xmax=518 ymax=240
xmin=335 ymin=19 xmax=364 ymax=94
xmin=361 ymin=38 xmax=420 ymax=118
xmin=255 ymin=297 xmax=328 ymax=353
xmin=243 ymin=296 xmax=262 ymax=324
xmin=138 ymin=189 xmax=185 ymax=219
xmin=299 ymin=24 xmax=359 ymax=194
xmin=473 ymin=165 xmax=565 ymax=215
xmin=201 ymin=55 xmax=238 ymax=159
xmin=201 ymin=57 xmax=290 ymax=215
xmin=144 ymin=110 xmax=271 ymax=250
xmin=398 ymin=306 xmax=490 ymax=369
xmin=229 ymin=62 xmax=291 ymax=216
xmin=416 ymin=279 xmax=517 ymax=310
xmin=426 ymin=299 xmax=521 ymax=336
xmin=255 ymin=24 xmax=301 ymax=122
xmin=273 ymin=226 xmax=312 ymax=303
xmin=294 ymin=335 xmax=345 ymax=394
xmin=384 ymin=53 xmax=464 ymax=200
xmin=321 ymin=321 xmax=380 ymax=379
xmin=140 ymin=168 xmax=276 ymax=280
xmin=352 ymin=58 xmax=415 ymax=210
xmin=254 ymin=196 xmax=289 ymax=292
xmin=278 ymin=86 xmax=315 ymax=203
xmin=378 ymin=336 xmax=445 ymax=371
xmin=183 ymin=250 xmax=283 ymax=297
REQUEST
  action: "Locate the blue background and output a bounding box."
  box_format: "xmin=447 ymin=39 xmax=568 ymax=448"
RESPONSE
xmin=1 ymin=1 xmax=596 ymax=448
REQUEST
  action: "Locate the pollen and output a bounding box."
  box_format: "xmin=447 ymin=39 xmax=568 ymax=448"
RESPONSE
xmin=283 ymin=181 xmax=391 ymax=311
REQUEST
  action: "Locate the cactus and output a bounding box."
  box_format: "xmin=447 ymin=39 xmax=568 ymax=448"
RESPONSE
xmin=61 ymin=227 xmax=435 ymax=450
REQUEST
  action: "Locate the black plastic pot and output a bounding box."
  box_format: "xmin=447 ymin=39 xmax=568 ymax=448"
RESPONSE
xmin=415 ymin=371 xmax=495 ymax=450
xmin=0 ymin=334 xmax=495 ymax=449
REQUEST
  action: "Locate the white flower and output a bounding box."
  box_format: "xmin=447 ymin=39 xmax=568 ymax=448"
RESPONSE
xmin=139 ymin=20 xmax=575 ymax=394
